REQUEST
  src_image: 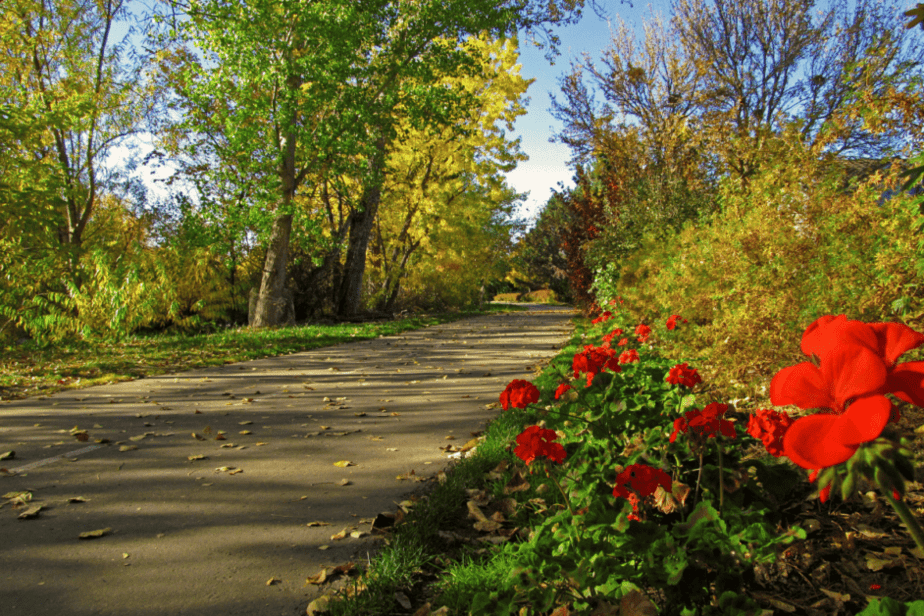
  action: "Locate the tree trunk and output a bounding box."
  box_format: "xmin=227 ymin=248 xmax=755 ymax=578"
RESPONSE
xmin=251 ymin=213 xmax=294 ymax=327
xmin=336 ymin=134 xmax=387 ymax=317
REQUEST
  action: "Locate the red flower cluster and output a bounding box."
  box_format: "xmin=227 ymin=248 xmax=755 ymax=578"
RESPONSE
xmin=554 ymin=383 xmax=572 ymax=400
xmin=635 ymin=323 xmax=652 ymax=342
xmin=499 ymin=379 xmax=540 ymax=411
xmin=669 ymin=402 xmax=737 ymax=443
xmin=666 ymin=314 xmax=688 ymax=330
xmin=665 ymin=362 xmax=702 ymax=388
xmin=613 ymin=464 xmax=672 ymax=522
xmin=771 ymin=314 xmax=924 ymax=470
xmin=746 ymin=408 xmax=794 ymax=458
xmin=514 ymin=425 xmax=566 ymax=466
xmin=618 ymin=349 xmax=640 ymax=364
xmin=573 ymin=345 xmax=621 ymax=387
xmin=592 ymin=311 xmax=614 ymax=325
xmin=602 ymin=328 xmax=624 ymax=347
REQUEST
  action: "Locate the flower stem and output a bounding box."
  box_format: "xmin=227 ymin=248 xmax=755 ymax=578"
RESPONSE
xmin=717 ymin=444 xmax=724 ymax=512
xmin=547 ymin=465 xmax=574 ymax=515
xmin=882 ymin=489 xmax=924 ymax=556
xmin=693 ymin=451 xmax=704 ymax=506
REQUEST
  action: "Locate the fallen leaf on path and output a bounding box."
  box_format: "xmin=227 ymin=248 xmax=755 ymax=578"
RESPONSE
xmin=306 ymin=594 xmax=331 ymax=616
xmin=191 ymin=433 xmax=207 ymax=441
xmin=228 ymin=469 xmax=244 ymax=475
xmin=219 ymin=443 xmax=237 ymax=448
xmin=119 ymin=445 xmax=138 ymax=452
xmin=255 ymin=442 xmax=267 ymax=446
xmin=444 ymin=435 xmax=456 ymax=440
xmin=188 ymin=455 xmax=208 ymax=461
xmin=215 ymin=434 xmax=226 ymax=441
xmin=239 ymin=430 xmax=252 ymax=435
xmin=266 ymin=577 xmax=281 ymax=586
xmin=18 ymin=505 xmax=43 ymax=519
xmin=317 ymin=545 xmax=329 ymax=550
xmin=72 ymin=431 xmax=89 ymax=442
xmin=215 ymin=466 xmax=236 ymax=472
xmin=239 ymin=421 xmax=252 ymax=425
xmin=306 ymin=521 xmax=331 ymax=527
xmin=339 ymin=479 xmax=352 ymax=486
xmin=330 ymin=528 xmax=349 ymax=541
xmin=350 ymin=531 xmax=368 ymax=539
xmin=67 ymin=497 xmax=87 ymax=504
xmin=0 ymin=452 xmax=14 ymax=461
xmin=368 ymin=436 xmax=383 ymax=441
xmin=333 ymin=460 xmax=355 ymax=468
xmin=395 ymin=591 xmax=412 ymax=610
xmin=386 ymin=448 xmax=398 ymax=452
xmin=79 ymin=528 xmax=111 ymax=539
xmin=353 ymin=412 xmax=366 ymax=417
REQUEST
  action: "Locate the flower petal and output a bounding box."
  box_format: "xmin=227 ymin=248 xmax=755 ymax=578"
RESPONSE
xmin=821 ymin=345 xmax=888 ymax=411
xmin=887 ymin=361 xmax=924 ymax=407
xmin=783 ymin=413 xmax=858 ymax=469
xmin=868 ymin=323 xmax=924 ymax=367
xmin=770 ymin=362 xmax=833 ymax=410
xmin=827 ymin=395 xmax=892 ymax=446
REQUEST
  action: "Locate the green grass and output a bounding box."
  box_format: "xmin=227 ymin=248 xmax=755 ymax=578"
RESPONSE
xmin=323 ymin=317 xmax=586 ymax=616
xmin=0 ymin=305 xmax=529 ymax=401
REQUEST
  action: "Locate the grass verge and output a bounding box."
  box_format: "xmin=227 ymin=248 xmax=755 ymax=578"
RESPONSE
xmin=316 ymin=317 xmax=587 ymax=616
xmin=0 ymin=304 xmax=529 ymax=402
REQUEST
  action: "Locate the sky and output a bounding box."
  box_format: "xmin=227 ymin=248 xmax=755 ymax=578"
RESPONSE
xmin=505 ymin=1 xmax=671 ymax=225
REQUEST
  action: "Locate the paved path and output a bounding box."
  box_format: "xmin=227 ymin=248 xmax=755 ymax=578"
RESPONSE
xmin=0 ymin=306 xmax=575 ymax=616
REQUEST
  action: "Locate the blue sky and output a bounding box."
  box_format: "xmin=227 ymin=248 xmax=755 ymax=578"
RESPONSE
xmin=505 ymin=1 xmax=671 ymax=224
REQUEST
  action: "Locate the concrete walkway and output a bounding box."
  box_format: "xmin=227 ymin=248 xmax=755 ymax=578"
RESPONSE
xmin=0 ymin=305 xmax=575 ymax=616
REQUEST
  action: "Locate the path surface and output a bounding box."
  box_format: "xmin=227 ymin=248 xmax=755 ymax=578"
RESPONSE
xmin=0 ymin=305 xmax=575 ymax=616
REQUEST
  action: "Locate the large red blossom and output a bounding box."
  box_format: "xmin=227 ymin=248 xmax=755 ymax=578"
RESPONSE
xmin=499 ymin=380 xmax=540 ymax=411
xmin=635 ymin=323 xmax=652 ymax=342
xmin=747 ymin=409 xmax=794 ymax=458
xmin=613 ymin=464 xmax=672 ymax=522
xmin=666 ymin=363 xmax=702 ymax=388
xmin=771 ymin=315 xmax=924 ymax=469
xmin=666 ymin=314 xmax=688 ymax=331
xmin=669 ymin=403 xmax=736 ymax=443
xmin=514 ymin=425 xmax=566 ymax=465
xmin=618 ymin=349 xmax=640 ymax=364
xmin=573 ymin=345 xmax=621 ymax=386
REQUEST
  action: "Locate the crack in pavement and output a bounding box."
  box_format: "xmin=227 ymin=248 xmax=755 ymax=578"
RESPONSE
xmin=0 ymin=305 xmax=575 ymax=616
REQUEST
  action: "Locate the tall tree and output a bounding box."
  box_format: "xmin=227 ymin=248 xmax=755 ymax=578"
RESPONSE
xmin=155 ymin=0 xmax=606 ymax=324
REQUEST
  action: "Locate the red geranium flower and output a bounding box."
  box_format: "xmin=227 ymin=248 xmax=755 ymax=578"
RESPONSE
xmin=635 ymin=323 xmax=652 ymax=342
xmin=514 ymin=425 xmax=566 ymax=466
xmin=771 ymin=315 xmax=924 ymax=469
xmin=617 ymin=338 xmax=629 ymax=347
xmin=499 ymin=379 xmax=540 ymax=411
xmin=618 ymin=349 xmax=640 ymax=364
xmin=602 ymin=328 xmax=625 ymax=347
xmin=554 ymin=383 xmax=572 ymax=400
xmin=669 ymin=403 xmax=736 ymax=443
xmin=747 ymin=409 xmax=794 ymax=457
xmin=666 ymin=363 xmax=702 ymax=388
xmin=613 ymin=464 xmax=672 ymax=521
xmin=573 ymin=345 xmax=621 ymax=386
xmin=666 ymin=315 xmax=688 ymax=330
xmin=592 ymin=311 xmax=614 ymax=325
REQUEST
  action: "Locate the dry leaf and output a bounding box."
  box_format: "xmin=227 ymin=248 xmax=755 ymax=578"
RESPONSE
xmin=73 ymin=431 xmax=89 ymax=442
xmin=305 ymin=569 xmax=328 ymax=585
xmin=215 ymin=466 xmax=236 ymax=472
xmin=339 ymin=479 xmax=352 ymax=486
xmin=215 ymin=434 xmax=226 ymax=441
xmin=239 ymin=430 xmax=252 ymax=435
xmin=188 ymin=455 xmax=208 ymax=461
xmin=0 ymin=452 xmax=14 ymax=461
xmin=620 ymin=590 xmax=659 ymax=616
xmin=306 ymin=521 xmax=331 ymax=527
xmin=67 ymin=497 xmax=87 ymax=504
xmin=350 ymin=531 xmax=368 ymax=539
xmin=79 ymin=527 xmax=111 ymax=539
xmin=191 ymin=433 xmax=206 ymax=441
xmin=239 ymin=421 xmax=252 ymax=425
xmin=18 ymin=505 xmax=43 ymax=520
xmin=228 ymin=469 xmax=244 ymax=475
xmin=394 ymin=591 xmax=412 ymax=610
xmin=119 ymin=445 xmax=138 ymax=452
xmin=265 ymin=577 xmax=281 ymax=586
xmin=317 ymin=545 xmax=329 ymax=550
xmin=333 ymin=460 xmax=355 ymax=468
xmin=306 ymin=594 xmax=331 ymax=616
xmin=330 ymin=528 xmax=349 ymax=541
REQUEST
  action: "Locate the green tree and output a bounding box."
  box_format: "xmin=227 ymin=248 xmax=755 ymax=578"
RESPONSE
xmin=154 ymin=0 xmax=606 ymax=324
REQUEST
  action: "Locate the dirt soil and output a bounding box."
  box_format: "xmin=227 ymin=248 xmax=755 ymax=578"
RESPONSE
xmin=0 ymin=305 xmax=575 ymax=616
